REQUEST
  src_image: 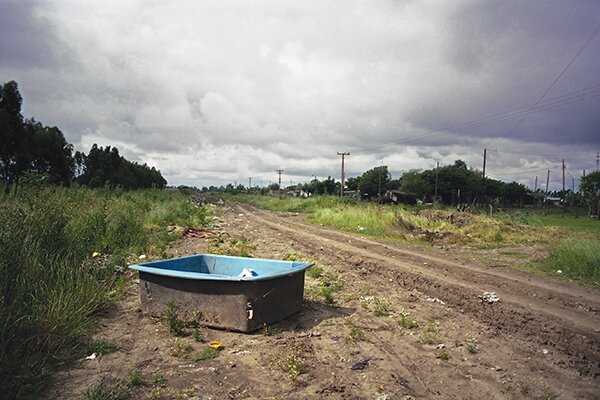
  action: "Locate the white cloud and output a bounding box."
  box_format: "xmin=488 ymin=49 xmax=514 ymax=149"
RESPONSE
xmin=1 ymin=0 xmax=599 ymax=188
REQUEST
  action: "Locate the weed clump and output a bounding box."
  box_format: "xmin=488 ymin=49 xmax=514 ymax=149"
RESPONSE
xmin=397 ymin=308 xmax=419 ymax=329
xmin=306 ymin=264 xmax=324 ymax=279
xmin=419 ymin=320 xmax=442 ymax=345
xmin=170 ymin=340 xmax=194 ymax=358
xmin=209 ymin=235 xmax=256 ymax=257
xmin=87 ymin=339 xmax=120 ymax=356
xmin=279 ymin=343 xmax=305 ymax=383
xmin=164 ymin=300 xmax=187 ymax=336
xmin=437 ymin=348 xmax=450 ymax=360
xmin=262 ymin=324 xmax=281 ymax=336
xmin=192 ymin=327 xmax=205 ymax=342
xmin=190 ymin=347 xmax=219 ymax=361
xmin=466 ymin=338 xmax=479 ymax=354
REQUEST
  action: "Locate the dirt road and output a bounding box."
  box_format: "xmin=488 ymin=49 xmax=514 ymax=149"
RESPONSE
xmin=48 ymin=202 xmax=600 ymax=399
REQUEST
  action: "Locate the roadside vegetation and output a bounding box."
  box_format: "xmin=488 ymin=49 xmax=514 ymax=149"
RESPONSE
xmin=0 ymin=184 xmax=209 ymax=398
xmin=229 ymin=193 xmax=600 ymax=286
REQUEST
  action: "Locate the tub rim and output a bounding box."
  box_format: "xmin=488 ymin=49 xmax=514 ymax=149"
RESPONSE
xmin=128 ymin=253 xmax=315 ymax=282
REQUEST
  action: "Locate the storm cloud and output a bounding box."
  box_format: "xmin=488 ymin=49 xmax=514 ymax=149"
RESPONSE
xmin=1 ymin=0 xmax=599 ymax=189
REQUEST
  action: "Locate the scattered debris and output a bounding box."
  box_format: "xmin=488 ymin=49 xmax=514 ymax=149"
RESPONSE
xmin=376 ymin=395 xmax=390 ymax=400
xmin=556 ymin=270 xmax=563 ymax=275
xmin=228 ymin=349 xmax=250 ymax=355
xmin=85 ymin=353 xmax=97 ymax=360
xmin=331 ymin=336 xmax=341 ymax=342
xmin=426 ymin=297 xmax=445 ymax=305
xmin=357 ymin=225 xmax=366 ymax=231
xmin=184 ymin=227 xmax=210 ymax=238
xmin=434 ymin=343 xmax=447 ymax=349
xmin=238 ymin=268 xmax=257 ymax=278
xmin=92 ymin=251 xmax=100 ymax=258
xmin=542 ymin=349 xmax=549 ymax=355
xmin=479 ymin=292 xmax=500 ymax=304
xmin=138 ymin=254 xmax=147 ymax=260
xmin=351 ymin=359 xmax=370 ymax=370
xmin=208 ymin=341 xmax=223 ymax=349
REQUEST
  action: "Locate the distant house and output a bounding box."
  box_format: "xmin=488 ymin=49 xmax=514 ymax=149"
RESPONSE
xmin=543 ymin=196 xmax=563 ymax=207
xmin=287 ymin=189 xmax=309 ymax=198
xmin=384 ymin=190 xmax=418 ymax=205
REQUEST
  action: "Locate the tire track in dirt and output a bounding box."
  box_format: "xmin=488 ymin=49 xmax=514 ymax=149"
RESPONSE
xmin=235 ymin=203 xmax=600 ymax=376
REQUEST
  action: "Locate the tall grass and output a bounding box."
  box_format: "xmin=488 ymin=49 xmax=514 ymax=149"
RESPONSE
xmin=542 ymin=239 xmax=600 ymax=285
xmin=228 ymin=194 xmax=350 ymax=213
xmin=0 ymin=185 xmax=209 ymax=398
xmin=307 ymin=203 xmax=397 ymax=236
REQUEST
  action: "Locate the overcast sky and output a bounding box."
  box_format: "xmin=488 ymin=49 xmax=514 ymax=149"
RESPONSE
xmin=1 ymin=0 xmax=599 ymax=190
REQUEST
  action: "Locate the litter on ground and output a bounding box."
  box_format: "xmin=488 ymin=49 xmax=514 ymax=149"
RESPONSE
xmin=479 ymin=292 xmax=500 ymax=304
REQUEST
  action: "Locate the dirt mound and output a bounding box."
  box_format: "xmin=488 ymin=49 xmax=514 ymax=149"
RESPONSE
xmin=415 ymin=210 xmax=478 ymax=227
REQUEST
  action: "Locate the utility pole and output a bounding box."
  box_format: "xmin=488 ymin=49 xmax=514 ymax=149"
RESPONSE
xmin=275 ymin=169 xmax=284 ymax=192
xmin=572 ymin=178 xmax=575 ymax=193
xmin=337 ymin=152 xmax=350 ymax=197
xmin=482 ymin=148 xmax=487 ymax=179
xmin=378 ymin=167 xmax=382 ymax=196
xmin=434 ymin=160 xmax=439 ymax=204
xmin=562 ymin=159 xmax=566 ymax=192
xmin=534 ymin=176 xmax=539 ymax=207
xmin=248 ymin=177 xmax=252 ymax=189
xmin=545 ymin=170 xmax=550 ymax=194
xmin=597 ymin=152 xmax=599 ymax=171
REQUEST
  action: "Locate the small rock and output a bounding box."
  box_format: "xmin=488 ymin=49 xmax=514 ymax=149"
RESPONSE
xmin=351 ymin=359 xmax=370 ymax=370
xmin=542 ymin=349 xmax=549 ymax=355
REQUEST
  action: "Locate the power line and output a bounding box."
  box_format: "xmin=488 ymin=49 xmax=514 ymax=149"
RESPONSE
xmin=510 ymin=21 xmax=600 ymax=132
xmin=337 ymin=152 xmax=350 ymax=197
xmin=352 ymin=84 xmax=600 ymax=155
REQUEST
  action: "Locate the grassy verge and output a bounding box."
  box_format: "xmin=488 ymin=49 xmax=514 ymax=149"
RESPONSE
xmin=224 ymin=193 xmax=350 ymax=213
xmin=228 ymin=194 xmax=554 ymax=246
xmin=0 ymin=184 xmax=209 ymax=398
xmin=498 ymin=208 xmax=600 ymax=235
xmin=537 ymin=239 xmax=600 ymax=287
xmin=227 ymin=193 xmax=599 ymax=285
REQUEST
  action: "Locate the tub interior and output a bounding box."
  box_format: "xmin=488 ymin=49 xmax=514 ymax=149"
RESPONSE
xmin=131 ymin=254 xmax=312 ymax=280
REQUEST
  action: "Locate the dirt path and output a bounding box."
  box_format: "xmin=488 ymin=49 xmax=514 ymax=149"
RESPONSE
xmin=46 ymin=202 xmax=600 ymax=399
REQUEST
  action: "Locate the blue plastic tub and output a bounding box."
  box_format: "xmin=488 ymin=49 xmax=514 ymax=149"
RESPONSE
xmin=129 ymin=254 xmax=314 ymax=332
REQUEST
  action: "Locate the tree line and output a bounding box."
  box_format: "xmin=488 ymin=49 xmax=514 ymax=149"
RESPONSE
xmin=202 ymin=159 xmax=600 ymax=213
xmin=0 ymin=80 xmax=166 ymax=189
